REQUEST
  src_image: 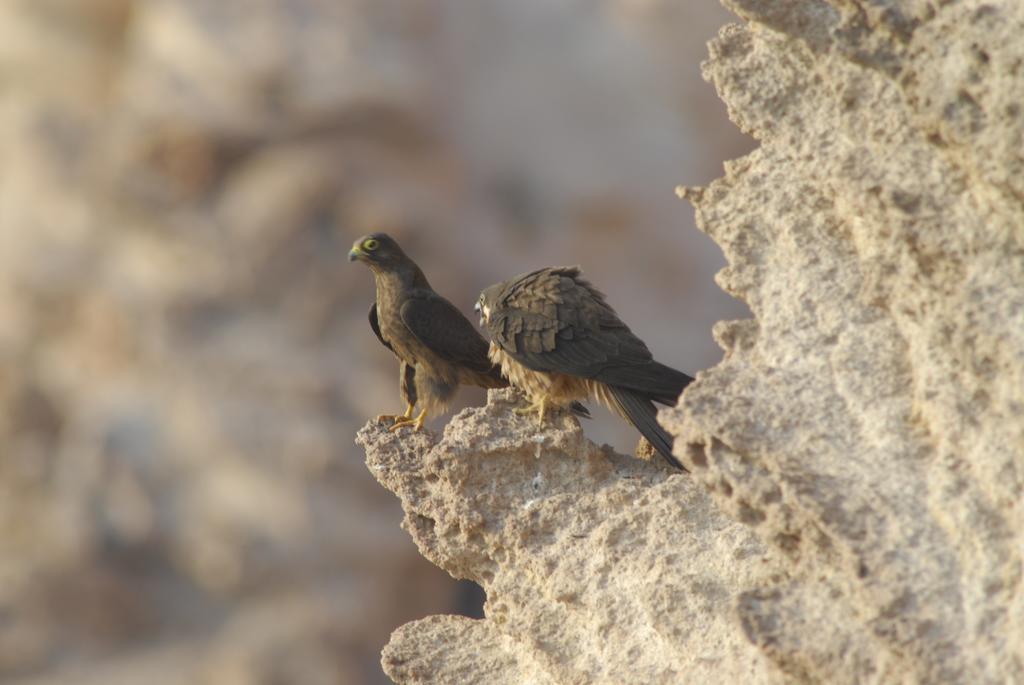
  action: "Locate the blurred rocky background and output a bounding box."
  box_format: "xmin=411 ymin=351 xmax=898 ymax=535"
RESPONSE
xmin=0 ymin=1 xmax=748 ymax=683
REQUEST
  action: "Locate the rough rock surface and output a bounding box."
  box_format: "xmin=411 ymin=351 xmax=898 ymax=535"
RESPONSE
xmin=671 ymin=0 xmax=1023 ymax=681
xmin=359 ymin=390 xmax=783 ymax=684
xmin=361 ymin=0 xmax=1024 ymax=683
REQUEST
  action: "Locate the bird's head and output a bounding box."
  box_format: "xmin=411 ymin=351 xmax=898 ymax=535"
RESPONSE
xmin=475 ymin=284 xmax=502 ymax=327
xmin=348 ymin=233 xmax=407 ymax=271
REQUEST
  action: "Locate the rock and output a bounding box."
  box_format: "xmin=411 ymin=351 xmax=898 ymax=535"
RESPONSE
xmin=359 ymin=390 xmax=782 ymax=684
xmin=666 ymin=0 xmax=1023 ymax=681
xmin=360 ymin=0 xmax=1024 ymax=682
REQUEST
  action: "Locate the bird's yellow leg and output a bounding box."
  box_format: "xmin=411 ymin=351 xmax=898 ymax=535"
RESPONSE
xmin=389 ymin=408 xmax=427 ymax=432
xmin=515 ymin=397 xmax=548 ymax=426
xmin=377 ymin=403 xmax=414 ymax=425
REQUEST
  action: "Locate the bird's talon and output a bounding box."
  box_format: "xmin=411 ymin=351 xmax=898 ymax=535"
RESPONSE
xmin=515 ymin=400 xmax=548 ymax=426
xmin=389 ymin=409 xmax=427 ymax=433
xmin=514 ymin=405 xmax=541 ymax=421
xmin=378 ymin=403 xmax=416 ymax=426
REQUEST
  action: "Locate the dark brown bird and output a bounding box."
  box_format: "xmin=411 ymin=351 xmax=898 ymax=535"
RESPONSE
xmin=349 ymin=233 xmax=507 ymax=431
xmin=476 ymin=266 xmax=693 ymax=469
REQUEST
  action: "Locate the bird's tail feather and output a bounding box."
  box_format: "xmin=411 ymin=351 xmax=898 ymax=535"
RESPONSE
xmin=608 ymin=386 xmax=686 ymax=471
xmin=647 ymin=362 xmax=694 ymax=405
xmin=601 ymin=362 xmax=693 ymax=406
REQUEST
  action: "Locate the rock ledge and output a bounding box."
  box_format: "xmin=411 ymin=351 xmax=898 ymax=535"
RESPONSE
xmin=357 ymin=389 xmax=781 ymax=684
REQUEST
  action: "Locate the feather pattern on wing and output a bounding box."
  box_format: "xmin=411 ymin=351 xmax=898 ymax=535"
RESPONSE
xmin=401 ymin=295 xmax=497 ymax=375
xmin=481 ymin=266 xmax=693 ymax=469
xmin=486 ymin=267 xmax=693 ymax=404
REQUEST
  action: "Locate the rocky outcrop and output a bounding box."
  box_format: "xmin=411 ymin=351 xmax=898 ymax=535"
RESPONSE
xmin=670 ymin=0 xmax=1023 ymax=681
xmin=359 ymin=390 xmax=783 ymax=684
xmin=360 ymin=0 xmax=1024 ymax=682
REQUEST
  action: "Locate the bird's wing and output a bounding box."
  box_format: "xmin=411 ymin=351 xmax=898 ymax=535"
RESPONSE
xmin=486 ymin=267 xmax=691 ymax=402
xmin=400 ymin=294 xmax=494 ymax=374
xmin=368 ymin=303 xmax=395 ymax=353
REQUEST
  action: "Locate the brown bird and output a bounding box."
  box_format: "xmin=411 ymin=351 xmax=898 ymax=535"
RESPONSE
xmin=349 ymin=233 xmax=507 ymax=431
xmin=476 ymin=266 xmax=693 ymax=469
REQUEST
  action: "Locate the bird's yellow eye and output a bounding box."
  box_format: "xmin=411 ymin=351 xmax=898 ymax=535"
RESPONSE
xmin=363 ymin=239 xmax=380 ymax=251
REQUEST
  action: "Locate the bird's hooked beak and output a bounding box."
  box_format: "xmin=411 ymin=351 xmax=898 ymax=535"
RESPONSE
xmin=348 ymin=246 xmax=364 ymax=262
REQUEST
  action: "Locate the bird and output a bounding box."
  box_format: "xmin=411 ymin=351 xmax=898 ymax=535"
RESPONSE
xmin=475 ymin=266 xmax=694 ymax=470
xmin=349 ymin=232 xmax=508 ymax=431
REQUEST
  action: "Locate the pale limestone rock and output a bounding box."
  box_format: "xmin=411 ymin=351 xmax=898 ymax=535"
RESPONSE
xmin=360 ymin=390 xmax=783 ymax=684
xmin=667 ymin=0 xmax=1023 ymax=682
